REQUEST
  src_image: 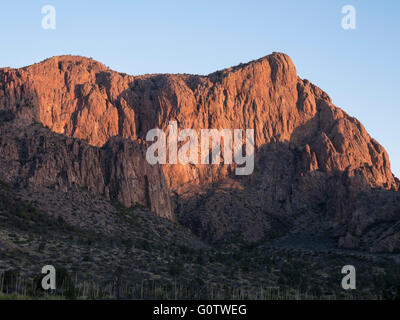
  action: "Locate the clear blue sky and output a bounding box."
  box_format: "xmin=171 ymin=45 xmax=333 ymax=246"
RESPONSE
xmin=1 ymin=0 xmax=399 ymax=176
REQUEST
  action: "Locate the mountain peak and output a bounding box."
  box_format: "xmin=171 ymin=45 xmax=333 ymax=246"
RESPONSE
xmin=208 ymin=52 xmax=297 ymax=85
xmin=22 ymin=55 xmax=109 ymax=73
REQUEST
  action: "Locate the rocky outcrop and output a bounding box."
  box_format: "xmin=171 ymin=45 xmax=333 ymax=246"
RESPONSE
xmin=0 ymin=122 xmax=172 ymax=220
xmin=0 ymin=53 xmax=399 ymax=250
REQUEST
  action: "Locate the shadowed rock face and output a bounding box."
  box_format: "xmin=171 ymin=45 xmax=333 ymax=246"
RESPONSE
xmin=0 ymin=123 xmax=173 ymax=220
xmin=0 ymin=53 xmax=399 ymax=250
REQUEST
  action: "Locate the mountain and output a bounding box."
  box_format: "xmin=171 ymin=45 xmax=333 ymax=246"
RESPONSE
xmin=0 ymin=53 xmax=399 ymax=253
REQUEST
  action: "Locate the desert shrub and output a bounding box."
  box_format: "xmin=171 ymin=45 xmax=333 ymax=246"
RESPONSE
xmin=168 ymin=260 xmax=184 ymax=277
xmin=0 ymin=269 xmax=19 ymax=293
xmin=135 ymin=239 xmax=151 ymax=251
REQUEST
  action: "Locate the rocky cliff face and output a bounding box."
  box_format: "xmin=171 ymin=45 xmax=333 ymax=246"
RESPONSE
xmin=0 ymin=122 xmax=173 ymax=220
xmin=0 ymin=53 xmax=399 ymax=251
